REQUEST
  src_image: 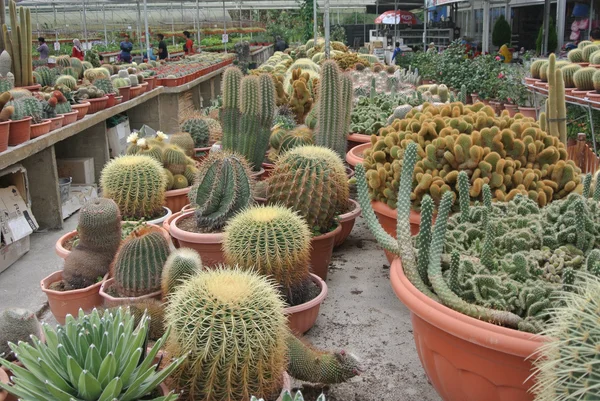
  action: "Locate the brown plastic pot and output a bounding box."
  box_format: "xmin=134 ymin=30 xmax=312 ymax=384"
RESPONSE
xmin=471 ymin=93 xmax=479 ymax=103
xmin=129 ymin=85 xmax=143 ymax=99
xmin=145 ymin=76 xmax=156 ymax=91
xmin=165 ymin=186 xmax=190 ymax=213
xmin=59 ymin=111 xmax=78 ymax=126
xmin=30 ymin=119 xmax=51 ymax=138
xmin=118 ymin=86 xmax=131 ymax=102
xmin=72 ymin=102 xmax=90 ymax=120
xmin=139 ymin=82 xmax=149 ymax=94
xmin=309 ymin=224 xmax=342 ymax=280
xmin=48 ymin=115 xmax=64 ymax=131
xmin=19 ymin=84 xmax=41 ymax=92
xmin=86 ymin=96 xmax=109 ymax=114
xmin=163 ymin=77 xmax=178 ymax=87
xmin=587 ymin=91 xmax=600 ymax=105
xmin=114 ymin=96 xmax=123 ymax=105
xmin=389 ymin=258 xmax=543 ymax=401
xmin=250 ymin=166 xmax=266 ymax=180
xmin=372 ymin=201 xmax=424 ymax=263
xmin=572 ymin=89 xmax=589 ymax=104
xmin=334 ymin=199 xmax=361 ymax=248
xmin=518 ymin=107 xmax=537 ymax=119
xmin=169 ymin=211 xmax=224 ymax=267
xmin=105 ymin=92 xmax=116 ymax=108
xmin=0 ymin=120 xmax=10 ymax=152
xmin=523 ymin=77 xmax=540 ymax=86
xmin=285 ymin=273 xmax=328 ymax=334
xmin=8 ymin=117 xmax=32 ymax=146
xmin=40 ymin=270 xmax=105 ymax=325
xmin=346 ymin=142 xmax=370 ymax=170
xmin=347 ymin=133 xmax=371 ymax=152
xmin=193 ymin=146 xmax=211 ymax=163
xmin=99 ymin=277 xmax=162 ymax=307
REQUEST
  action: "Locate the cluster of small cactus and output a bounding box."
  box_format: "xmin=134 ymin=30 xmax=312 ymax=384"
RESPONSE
xmin=0 ymin=308 xmax=41 ymax=359
xmin=8 ymin=96 xmax=42 ymax=123
xmin=180 ymin=118 xmax=210 ymax=148
xmin=268 ymin=125 xmax=314 ymax=160
xmin=33 ymin=66 xmax=58 ymax=87
xmin=1 ymin=0 xmax=33 ymax=87
xmin=288 ymin=68 xmax=315 ymax=124
xmin=363 ymin=102 xmax=581 ymax=208
xmin=93 ymin=77 xmax=116 ymax=94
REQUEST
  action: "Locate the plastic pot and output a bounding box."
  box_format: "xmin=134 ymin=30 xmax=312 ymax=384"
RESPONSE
xmin=99 ymin=277 xmax=162 ymax=307
xmin=503 ymin=104 xmax=518 ymax=117
xmin=372 ymin=201 xmax=425 ymax=263
xmin=129 ymin=85 xmax=143 ymax=99
xmin=8 ymin=117 xmax=32 ymax=146
xmin=30 ymin=119 xmax=51 ymax=138
xmin=163 ymin=77 xmax=178 ymax=87
xmin=118 ymin=86 xmax=131 ymax=102
xmin=0 ymin=120 xmax=10 ymax=152
xmin=165 ymin=187 xmax=190 ymax=213
xmin=105 ymin=92 xmax=116 ymax=108
xmin=169 ymin=211 xmax=225 ymax=267
xmin=347 ymin=133 xmax=370 ymax=152
xmin=72 ymin=102 xmax=90 ymax=120
xmin=59 ymin=111 xmax=78 ymax=126
xmin=285 ymin=273 xmax=328 ymax=334
xmin=86 ymin=96 xmax=108 ymax=114
xmin=193 ymin=146 xmax=212 ymax=163
xmin=518 ymin=107 xmax=537 ymax=119
xmin=309 ymin=224 xmax=342 ymax=281
xmin=334 ymin=199 xmax=361 ymax=248
xmin=346 ymin=142 xmax=370 ymax=170
xmin=48 ymin=115 xmax=64 ymax=131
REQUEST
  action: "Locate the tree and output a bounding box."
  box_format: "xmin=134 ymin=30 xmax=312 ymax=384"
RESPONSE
xmin=299 ymin=0 xmax=317 ymax=42
xmin=536 ymin=18 xmax=558 ymax=55
xmin=492 ymin=15 xmax=511 ymax=48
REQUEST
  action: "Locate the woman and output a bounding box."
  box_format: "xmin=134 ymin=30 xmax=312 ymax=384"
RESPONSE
xmin=120 ymin=35 xmax=133 ymax=63
xmin=71 ymin=39 xmax=84 ymax=60
xmin=183 ymin=31 xmax=194 ymax=55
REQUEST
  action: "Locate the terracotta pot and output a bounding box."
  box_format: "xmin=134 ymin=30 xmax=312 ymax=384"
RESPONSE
xmin=334 ymin=199 xmax=361 ymax=248
xmin=165 ymin=186 xmax=190 ymax=213
xmin=40 ymin=270 xmax=105 ymax=325
xmin=48 ymin=115 xmax=64 ymax=131
xmin=99 ymin=277 xmax=162 ymax=307
xmin=534 ymin=81 xmax=548 ymax=95
xmin=59 ymin=111 xmax=78 ymax=125
xmin=164 ymin=77 xmax=178 ymax=87
xmin=130 ymin=85 xmax=143 ymax=99
xmin=504 ymin=104 xmax=518 ymax=117
xmin=193 ymin=146 xmax=211 ymax=163
xmin=145 ymin=76 xmax=156 ymax=91
xmin=347 ymin=133 xmax=371 ymax=151
xmin=86 ymin=96 xmax=108 ymax=114
xmin=251 ymin=166 xmax=265 ymax=180
xmin=8 ymin=117 xmax=32 ymax=146
xmin=30 ymin=119 xmax=51 ymax=138
xmin=114 ymin=96 xmax=123 ymax=105
xmin=72 ymin=102 xmax=90 ymax=120
xmin=0 ymin=366 xmax=9 ymax=401
xmin=261 ymin=162 xmax=275 ymax=179
xmin=389 ymin=258 xmax=543 ymax=401
xmin=591 ymin=64 xmax=600 ymax=68
xmin=19 ymin=84 xmax=41 ymax=92
xmin=587 ymin=91 xmax=600 ymax=105
xmin=118 ymin=86 xmax=131 ymax=102
xmin=139 ymin=82 xmax=149 ymax=94
xmin=567 ymin=138 xmax=577 ymax=146
xmin=346 ymin=142 xmax=370 ymax=169
xmin=471 ymin=93 xmax=479 ymax=103
xmin=572 ymin=89 xmax=589 ymax=104
xmin=105 ymin=92 xmax=116 ymax=108
xmin=372 ymin=201 xmax=424 ymax=263
xmin=518 ymin=107 xmax=537 ymax=119
xmin=577 ymin=62 xmax=590 ymax=67
xmin=481 ymin=98 xmax=490 ymax=106
xmin=564 ymin=87 xmax=576 ymax=100
xmin=0 ymin=120 xmax=10 ymax=152
xmin=524 ymin=77 xmax=540 ymax=86
xmin=169 ymin=211 xmax=224 ymax=267
xmin=285 ymin=273 xmax=328 ymax=334
xmin=309 ymin=224 xmax=342 ymax=280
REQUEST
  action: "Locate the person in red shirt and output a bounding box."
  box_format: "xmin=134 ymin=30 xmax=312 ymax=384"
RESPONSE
xmin=183 ymin=31 xmax=194 ymax=55
xmin=71 ymin=39 xmax=84 ymax=60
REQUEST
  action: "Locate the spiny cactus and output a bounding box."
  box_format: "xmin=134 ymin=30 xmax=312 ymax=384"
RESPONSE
xmin=169 ymin=132 xmax=195 ymax=157
xmin=161 ymin=248 xmax=204 ymax=296
xmin=128 ymin=298 xmax=166 ymax=341
xmin=9 ymin=97 xmax=42 ymax=123
xmin=93 ymin=77 xmax=116 ymax=94
xmin=315 ymin=60 xmax=346 ymax=159
xmin=573 ymin=66 xmax=595 ymax=91
xmin=530 ymin=60 xmax=546 ymax=79
xmin=172 ymin=174 xmax=188 ymax=189
xmin=165 ymin=267 xmax=288 ymax=401
xmin=2 ymin=1 xmax=34 ymax=87
xmin=100 ymin=155 xmax=167 ymax=220
xmin=267 ymin=145 xmax=349 ymax=233
xmin=583 ymin=44 xmax=600 ymax=62
xmin=181 ymin=118 xmax=210 ymax=148
xmin=188 ymin=151 xmax=253 ymax=231
xmin=269 ymin=125 xmax=314 ymax=159
xmin=63 ymin=198 xmax=122 ymax=290
xmin=183 ymin=164 xmax=198 ymax=186
xmin=111 ymin=226 xmax=170 ymax=297
xmin=0 ymin=308 xmax=41 ymax=359
xmin=220 ymin=67 xmax=243 ymax=150
xmin=224 ymin=205 xmax=312 ymax=305
xmin=561 ymin=63 xmax=581 ymax=88
xmin=34 ymin=66 xmax=57 ymax=87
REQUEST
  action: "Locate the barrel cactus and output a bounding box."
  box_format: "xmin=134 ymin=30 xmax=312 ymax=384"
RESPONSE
xmin=9 ymin=97 xmax=43 ymax=123
xmin=93 ymin=77 xmax=116 ymax=94
xmin=583 ymin=44 xmax=600 ymax=62
xmin=269 ymin=125 xmax=314 ymax=159
xmin=100 ymin=155 xmax=167 ymax=220
xmin=530 ymin=60 xmax=546 ymax=79
xmin=181 ymin=118 xmax=210 ymax=148
xmin=161 ymin=248 xmax=204 ymax=296
xmin=169 ymin=132 xmax=195 ymax=157
xmin=568 ymin=48 xmax=584 ymax=63
xmin=163 ymin=145 xmax=188 ymax=175
xmin=574 ymin=67 xmax=596 ymax=91
xmin=593 ymin=70 xmax=600 ymax=93
xmin=562 ymin=64 xmax=581 ymax=88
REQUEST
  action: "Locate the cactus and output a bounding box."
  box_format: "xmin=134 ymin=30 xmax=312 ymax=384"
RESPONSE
xmin=33 ymin=66 xmax=57 ymax=87
xmin=582 ymin=44 xmax=600 ymax=62
xmin=63 ymin=198 xmax=122 ymax=290
xmin=129 ymin=74 xmax=139 ymax=86
xmin=269 ymin=125 xmax=314 ymax=159
xmin=267 ymin=145 xmax=349 ymax=233
xmin=169 ymin=132 xmax=195 ymax=157
xmin=561 ymin=63 xmax=581 ymax=88
xmin=165 ymin=267 xmax=288 ymax=401
xmin=0 ymin=308 xmax=41 ymax=359
xmin=315 ymin=60 xmax=345 ymax=159
xmin=183 ymin=165 xmax=198 ymax=186
xmin=2 ymin=2 xmax=33 ymax=87
xmin=172 ymin=174 xmax=188 ymax=189
xmin=60 ymin=66 xmax=78 ymax=80
xmin=163 ymin=145 xmax=188 ymax=175
xmin=161 ymin=248 xmax=203 ymax=296
xmin=578 ymin=40 xmax=593 ymax=49
xmin=547 ymin=54 xmax=568 ymax=144
xmin=100 ymin=155 xmax=167 ymax=220
xmin=286 ymin=335 xmax=361 ymax=384
xmin=573 ymin=66 xmax=595 ymax=90
xmin=590 ymin=50 xmax=600 ymax=65
xmin=530 ymin=59 xmax=546 ymax=79
xmin=8 ymin=97 xmax=42 ymax=123
xmin=220 ymin=66 xmax=242 ymax=150
xmin=438 ymin=84 xmax=449 ymax=103
xmin=224 ymin=205 xmax=312 ymax=305
xmin=55 ymin=55 xmax=71 ymax=68
xmin=181 ymin=118 xmax=210 ymax=148
xmin=188 ymin=151 xmax=253 ymax=231
xmin=0 ymin=74 xmax=13 ymax=92
xmin=127 ymin=298 xmax=166 ymax=341
xmin=70 ymin=57 xmax=83 ymax=78
xmin=288 ymin=68 xmax=315 ymax=124
xmin=593 ymin=69 xmax=600 ymax=93
xmin=93 ymin=77 xmax=115 ymax=94
xmin=112 ymin=77 xmax=130 ymax=88
xmin=55 ymin=74 xmax=77 ymax=90
xmin=111 ymin=226 xmax=170 ymax=297
xmin=55 ymin=99 xmax=72 ymax=114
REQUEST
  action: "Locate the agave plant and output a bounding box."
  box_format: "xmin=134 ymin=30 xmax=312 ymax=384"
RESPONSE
xmin=251 ymin=391 xmax=325 ymax=401
xmin=0 ymin=308 xmax=185 ymax=401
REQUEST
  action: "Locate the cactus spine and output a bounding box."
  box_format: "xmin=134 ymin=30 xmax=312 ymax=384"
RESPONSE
xmin=161 ymin=248 xmax=203 ymax=296
xmin=315 ymin=60 xmax=346 ymax=159
xmin=573 ymin=66 xmax=595 ymax=90
xmin=168 ymin=133 xmax=195 ymax=157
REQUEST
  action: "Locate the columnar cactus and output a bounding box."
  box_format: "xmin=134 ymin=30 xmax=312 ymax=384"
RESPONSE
xmin=2 ymin=1 xmax=33 ymax=87
xmin=547 ymin=55 xmax=568 ymax=144
xmin=181 ymin=118 xmax=210 ymax=148
xmin=161 ymin=248 xmax=203 ymax=296
xmin=111 ymin=226 xmax=170 ymax=297
xmin=188 ymin=151 xmax=253 ymax=231
xmin=0 ymin=308 xmax=41 ymax=359
xmin=340 ymin=73 xmax=353 ymax=141
xmin=100 ymin=155 xmax=167 ymax=220
xmin=165 ymin=268 xmax=288 ymax=401
xmin=315 ymin=60 xmax=346 ymax=159
xmin=220 ymin=67 xmax=243 ymax=150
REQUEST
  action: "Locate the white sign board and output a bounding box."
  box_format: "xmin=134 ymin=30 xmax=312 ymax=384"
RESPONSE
xmin=53 ymin=42 xmax=60 ymax=51
xmin=222 ymin=34 xmax=229 ymax=43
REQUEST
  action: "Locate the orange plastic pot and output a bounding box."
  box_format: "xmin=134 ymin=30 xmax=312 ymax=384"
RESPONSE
xmin=164 ymin=186 xmax=190 ymax=213
xmin=334 ymin=199 xmax=361 ymax=247
xmin=72 ymin=102 xmax=90 ymax=120
xmin=86 ymin=97 xmax=108 ymax=114
xmin=129 ymin=85 xmax=143 ymax=99
xmin=169 ymin=211 xmax=224 ymax=267
xmin=30 ymin=119 xmax=51 ymax=138
xmin=164 ymin=77 xmax=178 ymax=87
xmin=145 ymin=76 xmax=156 ymax=91
xmin=139 ymin=82 xmax=149 ymax=94
xmin=389 ymin=258 xmax=543 ymax=401
xmin=118 ymin=86 xmax=131 ymax=102
xmin=0 ymin=367 xmax=8 ymax=401
xmin=8 ymin=117 xmax=32 ymax=146
xmin=372 ymin=201 xmax=423 ymax=263
xmin=193 ymin=146 xmax=211 ymax=163
xmin=99 ymin=277 xmax=162 ymax=307
xmin=587 ymin=91 xmax=600 ymax=105
xmin=105 ymin=93 xmax=116 ymax=108
xmin=48 ymin=115 xmax=64 ymax=131
xmin=309 ymin=224 xmax=341 ymax=280
xmin=59 ymin=111 xmax=78 ymax=125
xmin=40 ymin=270 xmax=105 ymax=325
xmin=347 ymin=133 xmax=370 ymax=151
xmin=523 ymin=77 xmax=540 ymax=86
xmin=285 ymin=274 xmax=328 ymax=334
xmin=19 ymin=84 xmax=41 ymax=92
xmin=572 ymin=89 xmax=589 ymax=104
xmin=346 ymin=142 xmax=370 ymax=170
xmin=0 ymin=120 xmax=10 ymax=152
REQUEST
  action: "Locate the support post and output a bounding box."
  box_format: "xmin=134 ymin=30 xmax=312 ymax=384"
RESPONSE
xmin=313 ymin=0 xmax=317 ymax=43
xmin=542 ymin=0 xmax=550 ymax=54
xmin=82 ymin=0 xmax=88 ymax=52
xmin=223 ymin=0 xmax=227 ymax=54
xmin=482 ymin=0 xmax=490 ymax=54
xmin=556 ymin=0 xmax=566 ymax=51
xmin=143 ymin=0 xmax=150 ymax=61
xmin=103 ymin=5 xmax=107 ymax=45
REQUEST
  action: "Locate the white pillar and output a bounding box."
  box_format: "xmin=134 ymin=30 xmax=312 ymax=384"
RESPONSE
xmin=482 ymin=0 xmax=490 ymax=54
xmin=103 ymin=5 xmax=107 ymax=45
xmin=542 ymin=0 xmax=551 ymax=54
xmin=223 ymin=0 xmax=227 ymax=54
xmin=82 ymin=0 xmax=88 ymax=52
xmin=144 ymin=0 xmax=150 ymax=61
xmin=324 ymin=0 xmax=330 ymax=58
xmin=470 ymin=1 xmax=474 ymax=39
xmin=313 ymin=0 xmax=317 ymax=43
xmin=196 ymin=0 xmax=201 ymax=45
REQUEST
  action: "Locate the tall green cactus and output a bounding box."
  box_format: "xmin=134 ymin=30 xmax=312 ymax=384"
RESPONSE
xmin=188 ymin=151 xmax=253 ymax=231
xmin=220 ymin=67 xmax=242 ymax=150
xmin=547 ymin=54 xmax=568 ymax=145
xmin=2 ymin=1 xmax=32 ymax=87
xmin=111 ymin=226 xmax=170 ymax=297
xmin=315 ymin=60 xmax=346 ymax=159
xmin=340 ymin=73 xmax=353 ymax=147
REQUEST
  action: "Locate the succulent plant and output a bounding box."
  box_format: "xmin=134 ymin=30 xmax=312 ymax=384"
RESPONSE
xmin=582 ymin=44 xmax=600 ymax=62
xmin=573 ymin=66 xmax=596 ymax=90
xmin=530 ymin=60 xmax=546 ymax=79
xmin=169 ymin=132 xmax=195 ymax=157
xmin=561 ymin=63 xmax=581 ymax=88
xmin=546 ymin=54 xmax=568 ymax=144
xmin=34 ymin=66 xmax=57 ymax=87
xmin=3 ymin=1 xmax=34 ymax=87
xmin=93 ymin=77 xmax=116 ymax=94
xmin=578 ymin=40 xmax=593 ymax=49
xmin=161 ymin=248 xmax=204 ymax=296
xmin=315 ymin=60 xmax=348 ymax=159
xmin=180 ymin=118 xmax=210 ymax=148
xmin=8 ymin=97 xmax=42 ymax=123
xmin=269 ymin=125 xmax=314 ymax=159
xmin=0 ymin=308 xmax=184 ymax=401
xmin=127 ymin=298 xmax=165 ymax=341
xmin=165 ymin=267 xmax=288 ymax=401
xmin=0 ymin=308 xmax=42 ymax=359
xmin=288 ymin=68 xmax=315 ymax=124
xmin=100 ymin=155 xmax=167 ymax=221
xmin=162 ymin=145 xmax=188 ymax=175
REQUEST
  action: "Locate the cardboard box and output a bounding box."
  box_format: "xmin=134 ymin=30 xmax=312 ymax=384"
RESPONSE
xmin=107 ymin=119 xmax=131 ymax=157
xmin=57 ymin=158 xmax=95 ymax=185
xmin=62 ymin=185 xmax=98 ymax=220
xmin=0 ymin=165 xmax=31 ymax=207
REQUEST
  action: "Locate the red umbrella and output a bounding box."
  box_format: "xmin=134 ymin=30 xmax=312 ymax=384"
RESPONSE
xmin=375 ymin=10 xmax=421 ymax=25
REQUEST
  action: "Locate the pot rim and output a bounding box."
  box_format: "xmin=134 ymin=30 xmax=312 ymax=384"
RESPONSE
xmin=99 ymin=277 xmax=162 ymax=302
xmin=389 ymin=258 xmax=545 ymax=357
xmin=346 ymin=142 xmax=371 ymax=166
xmin=49 ymin=115 xmax=64 ymax=121
xmin=347 ymin=132 xmax=371 ymax=143
xmin=40 ymin=270 xmax=105 ymax=297
xmin=58 ymin=110 xmax=79 ymax=117
xmin=169 ymin=210 xmax=224 ymax=244
xmin=72 ymin=102 xmax=91 ymax=108
xmin=371 ymin=199 xmax=423 ymax=225
xmin=312 ymin=222 xmax=342 ymax=241
xmin=10 ymin=116 xmax=32 ymax=123
xmin=31 ymin=119 xmax=51 ymax=127
xmin=165 ymin=186 xmax=191 ymax=197
xmin=338 ymin=199 xmax=361 ymax=223
xmin=87 ymin=96 xmax=109 ymax=103
xmin=284 ymin=273 xmax=328 ymax=314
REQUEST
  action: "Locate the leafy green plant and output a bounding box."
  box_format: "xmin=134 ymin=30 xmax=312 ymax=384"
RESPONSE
xmin=0 ymin=308 xmax=185 ymax=401
xmin=492 ymin=15 xmax=511 ymax=48
xmin=536 ymin=18 xmax=558 ymax=55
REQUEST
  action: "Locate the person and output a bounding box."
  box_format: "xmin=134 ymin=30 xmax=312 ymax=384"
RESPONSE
xmin=591 ymin=28 xmax=600 ymax=43
xmin=391 ymin=42 xmax=402 ymax=63
xmin=144 ymin=44 xmax=157 ymax=61
xmin=183 ymin=31 xmax=194 ymax=55
xmin=498 ymin=44 xmax=512 ymax=63
xmin=120 ymin=35 xmax=133 ymax=63
xmin=37 ymin=37 xmax=49 ymax=60
xmin=274 ymin=36 xmax=288 ymax=52
xmin=71 ymin=39 xmax=84 ymax=60
xmin=157 ymin=33 xmax=168 ymax=60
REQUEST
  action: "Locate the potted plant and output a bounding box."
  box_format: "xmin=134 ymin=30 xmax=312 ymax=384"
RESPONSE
xmin=572 ymin=66 xmax=596 ymax=103
xmin=561 ymin=63 xmax=581 ymax=99
xmin=93 ymin=77 xmax=117 ymax=107
xmin=169 ymin=151 xmax=253 ymax=267
xmin=180 ymin=117 xmax=212 ymax=158
xmin=7 ymin=97 xmax=39 ymax=145
xmin=0 ymin=308 xmax=185 ymax=400
xmin=517 ymin=90 xmax=537 ymax=119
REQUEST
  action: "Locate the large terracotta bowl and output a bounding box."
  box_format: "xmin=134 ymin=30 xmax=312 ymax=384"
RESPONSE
xmin=285 ymin=273 xmax=328 ymax=334
xmin=164 ymin=187 xmax=190 ymax=213
xmin=346 ymin=142 xmax=371 ymax=169
xmin=371 ymin=200 xmax=422 ymax=263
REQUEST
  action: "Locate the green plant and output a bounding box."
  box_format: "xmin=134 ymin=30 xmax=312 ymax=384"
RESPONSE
xmin=578 ymin=40 xmax=593 ymax=49
xmin=165 ymin=267 xmax=288 ymax=401
xmin=8 ymin=97 xmax=42 ymax=122
xmin=267 ymin=145 xmax=349 ymax=233
xmin=0 ymin=308 xmax=41 ymax=359
xmin=0 ymin=74 xmax=13 ymax=92
xmin=93 ymin=77 xmax=115 ymax=95
xmin=33 ymin=66 xmax=57 ymax=87
xmin=530 ymin=59 xmax=545 ymax=79
xmin=561 ymin=63 xmax=581 ymax=88
xmin=223 ymin=205 xmax=312 ymax=305
xmin=55 ymin=74 xmax=77 ymax=90
xmin=187 ymin=151 xmax=253 ymax=231
xmin=100 ymin=155 xmax=167 ymax=221
xmin=546 ymin=55 xmax=567 ymax=145
xmin=574 ymin=66 xmax=596 ymax=90
xmin=111 ymin=226 xmax=170 ymax=297
xmin=85 ymin=48 xmax=101 ymax=67
xmin=2 ymin=1 xmax=33 ymax=87
xmin=269 ymin=125 xmax=314 ymax=159
xmin=491 ymin=15 xmax=511 ymax=48
xmin=567 ymin=48 xmax=583 ymax=62
xmin=315 ymin=60 xmax=347 ymax=159
xmin=536 ymin=18 xmax=558 ymax=54
xmin=0 ymin=308 xmax=185 ymax=401
xmin=162 ymin=145 xmax=188 ymax=175
xmin=161 ymin=248 xmax=203 ymax=296
xmin=582 ymin=44 xmax=600 ymax=62
xmin=180 ymin=118 xmax=210 ymax=148
xmin=70 ymin=57 xmax=84 ymax=78
xmin=168 ymin=132 xmax=195 ymax=157
xmin=253 ymin=392 xmax=324 ymax=401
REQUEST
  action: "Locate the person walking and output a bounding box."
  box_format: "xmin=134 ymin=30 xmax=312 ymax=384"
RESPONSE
xmin=274 ymin=36 xmax=288 ymax=52
xmin=183 ymin=31 xmax=194 ymax=55
xmin=157 ymin=33 xmax=168 ymax=60
xmin=71 ymin=39 xmax=84 ymax=60
xmin=37 ymin=37 xmax=49 ymax=60
xmin=120 ymin=35 xmax=133 ymax=63
xmin=391 ymin=42 xmax=402 ymax=63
